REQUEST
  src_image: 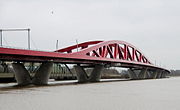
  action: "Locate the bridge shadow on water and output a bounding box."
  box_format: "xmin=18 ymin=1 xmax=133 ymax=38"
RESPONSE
xmin=0 ymin=78 xmax=159 ymax=93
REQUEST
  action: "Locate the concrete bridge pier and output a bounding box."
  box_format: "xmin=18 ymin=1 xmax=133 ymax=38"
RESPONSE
xmin=160 ymin=71 xmax=168 ymax=78
xmin=151 ymin=70 xmax=167 ymax=79
xmin=32 ymin=62 xmax=53 ymax=85
xmin=146 ymin=71 xmax=153 ymax=79
xmin=12 ymin=63 xmax=32 ymax=86
xmin=138 ymin=68 xmax=148 ymax=79
xmin=156 ymin=71 xmax=163 ymax=79
xmin=74 ymin=64 xmax=104 ymax=83
xmin=161 ymin=72 xmax=166 ymax=78
xmin=88 ymin=65 xmax=104 ymax=82
xmin=128 ymin=69 xmax=138 ymax=80
xmin=152 ymin=70 xmax=158 ymax=79
xmin=12 ymin=62 xmax=53 ymax=86
xmin=74 ymin=65 xmax=88 ymax=83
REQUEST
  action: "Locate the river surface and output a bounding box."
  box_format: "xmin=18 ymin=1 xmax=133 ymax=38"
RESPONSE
xmin=0 ymin=77 xmax=180 ymax=110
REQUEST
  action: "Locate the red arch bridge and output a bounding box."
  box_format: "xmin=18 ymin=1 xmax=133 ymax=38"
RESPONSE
xmin=0 ymin=40 xmax=170 ymax=85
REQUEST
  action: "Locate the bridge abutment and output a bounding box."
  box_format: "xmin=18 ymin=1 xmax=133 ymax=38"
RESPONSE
xmin=12 ymin=63 xmax=32 ymax=86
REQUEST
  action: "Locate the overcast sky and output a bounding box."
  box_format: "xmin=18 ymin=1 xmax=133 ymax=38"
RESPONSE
xmin=0 ymin=0 xmax=180 ymax=69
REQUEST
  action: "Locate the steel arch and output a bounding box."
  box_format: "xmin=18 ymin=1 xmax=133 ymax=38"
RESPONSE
xmin=56 ymin=40 xmax=151 ymax=65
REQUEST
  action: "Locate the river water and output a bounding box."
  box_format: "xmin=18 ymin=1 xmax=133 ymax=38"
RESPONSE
xmin=0 ymin=77 xmax=180 ymax=110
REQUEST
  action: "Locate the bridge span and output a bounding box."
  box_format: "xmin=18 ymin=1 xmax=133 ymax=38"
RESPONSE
xmin=0 ymin=40 xmax=170 ymax=85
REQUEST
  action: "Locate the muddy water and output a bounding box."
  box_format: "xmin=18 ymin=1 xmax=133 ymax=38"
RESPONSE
xmin=0 ymin=78 xmax=180 ymax=110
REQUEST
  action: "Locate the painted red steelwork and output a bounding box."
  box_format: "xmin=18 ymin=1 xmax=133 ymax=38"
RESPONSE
xmin=0 ymin=40 xmax=169 ymax=72
xmin=56 ymin=40 xmax=151 ymax=64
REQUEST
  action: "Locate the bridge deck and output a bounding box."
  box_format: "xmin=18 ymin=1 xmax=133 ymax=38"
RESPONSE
xmin=0 ymin=47 xmax=169 ymax=73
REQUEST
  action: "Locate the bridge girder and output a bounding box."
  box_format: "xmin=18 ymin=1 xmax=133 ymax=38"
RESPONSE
xmin=0 ymin=40 xmax=170 ymax=73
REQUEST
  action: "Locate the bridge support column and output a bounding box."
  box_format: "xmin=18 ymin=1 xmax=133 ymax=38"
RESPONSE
xmin=159 ymin=71 xmax=166 ymax=78
xmin=152 ymin=70 xmax=158 ymax=79
xmin=89 ymin=65 xmax=104 ymax=82
xmin=148 ymin=71 xmax=155 ymax=79
xmin=32 ymin=62 xmax=53 ymax=85
xmin=161 ymin=72 xmax=166 ymax=78
xmin=12 ymin=63 xmax=32 ymax=86
xmin=138 ymin=68 xmax=148 ymax=79
xmin=128 ymin=69 xmax=138 ymax=80
xmin=74 ymin=65 xmax=88 ymax=83
xmin=12 ymin=62 xmax=53 ymax=86
xmin=74 ymin=64 xmax=104 ymax=83
xmin=156 ymin=71 xmax=163 ymax=79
